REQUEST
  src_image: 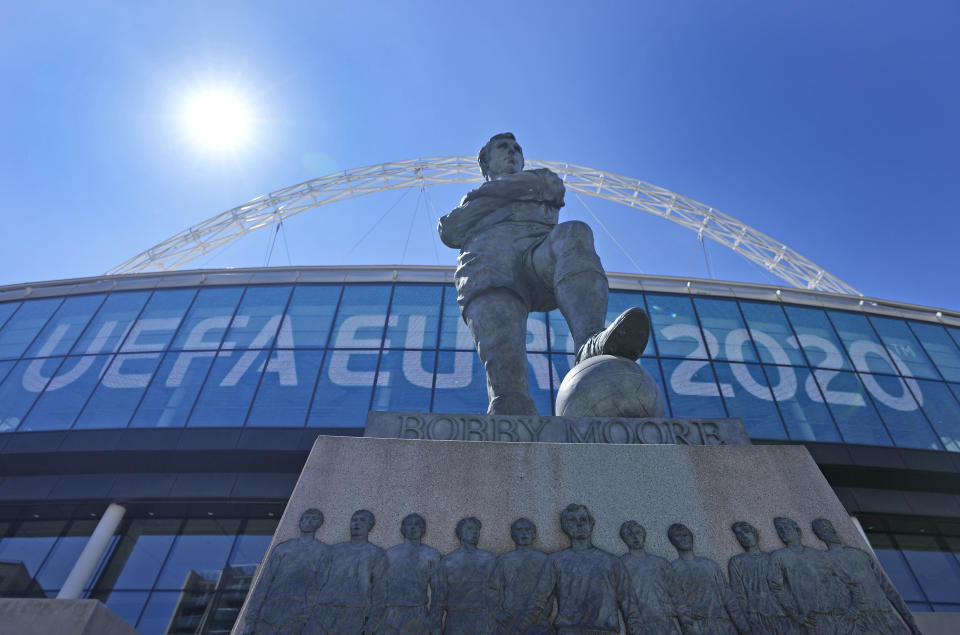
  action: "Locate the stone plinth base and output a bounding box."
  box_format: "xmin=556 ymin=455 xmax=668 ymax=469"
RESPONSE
xmin=0 ymin=599 xmax=139 ymax=635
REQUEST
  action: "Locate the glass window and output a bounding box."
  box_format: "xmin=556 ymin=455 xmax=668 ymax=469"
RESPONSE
xmin=0 ymin=298 xmax=62 ymax=360
xmin=0 ymin=360 xmax=14 ymax=391
xmin=658 ymin=357 xmax=726 ymax=417
xmin=246 ymin=349 xmax=324 ymax=427
xmin=439 ymin=288 xmax=474 ymax=350
xmin=0 ymin=301 xmax=21 ymax=331
xmin=96 ymin=519 xmax=181 ymax=590
xmin=94 ymin=591 xmax=148 ymax=627
xmin=385 ymin=285 xmax=442 ymax=350
xmin=911 ymin=322 xmax=960 ymax=383
xmin=129 ymin=351 xmax=215 ymax=428
xmin=0 ymin=359 xmax=53 ymax=433
xmin=21 ymin=355 xmax=113 ymax=431
xmin=869 ymin=316 xmax=939 ymax=379
xmin=171 ymin=287 xmax=244 ymax=351
xmin=0 ymin=520 xmax=66 ymax=585
xmin=228 ymin=519 xmax=278 ymax=567
xmin=863 ymin=373 xmax=941 ymax=450
xmin=646 ymin=293 xmax=706 ymax=359
xmin=867 ymin=532 xmax=926 ymax=603
xmin=771 ymin=365 xmax=842 ymax=442
xmin=187 ymin=350 xmax=265 ymax=427
xmin=526 ymin=313 xmax=548 ymax=354
xmin=819 ymin=371 xmax=892 ymax=446
xmin=739 ymin=301 xmax=806 ymax=366
xmin=829 ymin=311 xmax=900 ymax=376
xmin=136 ymin=591 xmax=182 ymax=635
xmin=693 ymin=297 xmax=757 ymax=362
xmin=34 ymin=520 xmax=100 ymax=591
xmin=224 ymin=286 xmax=292 ymax=350
xmin=308 ymin=350 xmax=378 ymax=427
xmin=154 ymin=519 xmax=240 ymax=590
xmin=282 ymin=285 xmax=340 ymax=348
xmin=912 ymin=380 xmax=960 ymax=452
xmin=714 ymin=362 xmax=786 ymax=440
xmin=120 ymin=289 xmax=197 ymax=353
xmin=432 ymin=351 xmax=488 ymax=414
xmin=74 ymin=353 xmax=164 ymax=429
xmin=372 ymin=349 xmax=435 ymax=412
xmin=330 ymin=285 xmax=391 ymax=349
xmin=783 ymin=305 xmax=852 ymax=370
xmin=897 ymin=533 xmax=960 ymax=604
xmin=25 ymin=294 xmax=105 ymax=358
xmin=73 ymin=291 xmax=151 ymax=356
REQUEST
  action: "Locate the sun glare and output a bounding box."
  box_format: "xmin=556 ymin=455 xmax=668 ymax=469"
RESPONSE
xmin=182 ymin=90 xmax=253 ymax=152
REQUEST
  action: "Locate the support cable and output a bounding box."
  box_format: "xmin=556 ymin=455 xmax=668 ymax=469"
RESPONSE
xmin=341 ymin=186 xmax=413 ymax=261
xmin=574 ymin=192 xmax=644 ymax=274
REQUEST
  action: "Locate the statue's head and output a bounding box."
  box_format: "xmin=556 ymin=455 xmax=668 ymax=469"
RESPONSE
xmin=456 ymin=516 xmax=482 ymax=546
xmin=401 ymin=513 xmax=426 ymax=541
xmin=667 ymin=523 xmax=694 ymax=551
xmin=299 ymin=508 xmax=324 ymax=533
xmin=479 ymin=132 xmax=523 ymax=180
xmin=774 ymin=517 xmax=801 ymax=544
xmin=731 ymin=521 xmax=759 ymax=549
xmin=619 ymin=520 xmax=646 ymax=550
xmin=559 ymin=503 xmax=594 ymax=541
xmin=811 ymin=518 xmax=841 ymax=545
xmin=350 ymin=509 xmax=375 ymax=538
xmin=510 ymin=518 xmax=537 ymax=547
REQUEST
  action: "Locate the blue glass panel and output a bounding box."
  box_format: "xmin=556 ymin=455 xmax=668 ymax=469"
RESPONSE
xmin=439 ymin=287 xmax=474 ymax=350
xmin=229 ymin=519 xmax=277 ymax=566
xmin=869 ymin=316 xmax=939 ymax=379
xmin=0 ymin=520 xmax=65 ymax=582
xmin=548 ymin=309 xmax=573 ymax=354
xmin=818 ymin=370 xmax=892 ymax=446
xmin=154 ymin=518 xmax=240 ymax=589
xmin=771 ymin=365 xmax=841 ymax=442
xmin=432 ymin=350 xmax=487 ymax=413
xmin=21 ymin=355 xmax=113 ymax=431
xmin=0 ymin=298 xmax=61 ymax=360
xmin=948 ymin=327 xmax=960 ymax=356
xmin=187 ymin=350 xmax=266 ymax=427
xmin=916 ymin=380 xmax=960 ymax=452
xmin=693 ymin=297 xmax=757 ymax=362
xmin=119 ymin=289 xmax=196 ymax=353
xmin=646 ymin=294 xmax=705 ymax=359
xmin=933 ymin=604 xmax=960 ymax=612
xmin=862 ymin=373 xmax=940 ymax=450
xmin=908 ymin=602 xmax=932 ymax=612
xmin=911 ymin=322 xmax=960 ymax=383
xmin=658 ymin=357 xmax=725 ymax=417
xmin=898 ymin=534 xmax=960 ymax=603
xmin=829 ymin=311 xmax=901 ymax=376
xmin=73 ymin=291 xmax=150 ymax=355
xmin=136 ymin=592 xmax=181 ymax=635
xmin=526 ymin=313 xmax=548 ymax=354
xmin=0 ymin=359 xmax=52 ymax=432
xmin=170 ymin=287 xmax=243 ymax=351
xmin=330 ymin=285 xmax=391 ymax=349
xmin=25 ymin=294 xmax=105 ymax=358
xmin=283 ymin=285 xmax=340 ymax=348
xmin=372 ymin=349 xmax=435 ymax=412
xmin=385 ymin=285 xmax=442 ymax=350
xmin=34 ymin=520 xmax=98 ymax=590
xmin=0 ymin=360 xmax=14 ymax=388
xmin=224 ymin=286 xmax=292 ymax=350
xmin=738 ymin=301 xmax=806 ymax=366
xmin=95 ymin=591 xmax=148 ymax=627
xmin=246 ymin=349 xmax=324 ymax=427
xmin=129 ymin=351 xmax=215 ymax=428
xmin=783 ymin=305 xmax=852 ymax=370
xmin=714 ymin=362 xmax=786 ymax=440
xmin=98 ymin=519 xmax=180 ymax=590
xmin=0 ymin=301 xmax=21 ymax=330
xmin=869 ymin=542 xmax=925 ymax=602
xmin=75 ymin=353 xmax=164 ymax=429
xmin=308 ymin=349 xmax=378 ymax=427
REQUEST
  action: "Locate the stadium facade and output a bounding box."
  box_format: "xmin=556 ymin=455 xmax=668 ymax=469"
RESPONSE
xmin=1 ymin=264 xmax=959 ymax=633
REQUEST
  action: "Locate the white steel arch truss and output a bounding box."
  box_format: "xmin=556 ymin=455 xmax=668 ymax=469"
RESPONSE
xmin=106 ymin=157 xmax=860 ymax=295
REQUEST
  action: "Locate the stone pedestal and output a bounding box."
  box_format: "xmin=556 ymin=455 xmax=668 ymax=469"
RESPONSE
xmin=0 ymin=598 xmax=139 ymax=635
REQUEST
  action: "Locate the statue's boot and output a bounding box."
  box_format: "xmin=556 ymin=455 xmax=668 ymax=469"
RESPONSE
xmin=574 ymin=306 xmax=650 ymax=365
xmin=488 ymin=391 xmax=538 ymax=415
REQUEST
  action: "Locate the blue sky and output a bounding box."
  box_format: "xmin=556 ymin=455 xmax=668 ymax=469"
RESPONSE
xmin=1 ymin=1 xmax=958 ymax=311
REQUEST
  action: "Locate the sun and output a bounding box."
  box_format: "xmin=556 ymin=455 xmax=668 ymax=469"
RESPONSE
xmin=182 ymin=89 xmax=254 ymax=152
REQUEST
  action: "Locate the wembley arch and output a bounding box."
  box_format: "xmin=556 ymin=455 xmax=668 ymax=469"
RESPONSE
xmin=106 ymin=157 xmax=860 ymax=296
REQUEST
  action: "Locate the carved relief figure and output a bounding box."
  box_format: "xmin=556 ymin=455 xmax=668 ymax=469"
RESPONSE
xmin=727 ymin=521 xmax=792 ymax=634
xmin=485 ymin=518 xmax=550 ymax=634
xmin=435 ymin=517 xmax=496 ymax=634
xmin=619 ymin=520 xmax=679 ymax=634
xmin=438 ymin=132 xmax=650 ymax=415
xmin=665 ymin=523 xmax=749 ymax=634
xmin=811 ymin=518 xmax=920 ymax=635
xmin=312 ymin=509 xmax=387 ymax=634
xmin=377 ymin=513 xmax=442 ymax=634
xmin=516 ymin=504 xmax=641 ymax=634
xmin=767 ymin=516 xmax=863 ymax=634
xmin=243 ymin=508 xmax=330 ymax=635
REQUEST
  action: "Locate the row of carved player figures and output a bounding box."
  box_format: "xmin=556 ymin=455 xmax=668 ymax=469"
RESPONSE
xmin=242 ymin=505 xmax=920 ymax=635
